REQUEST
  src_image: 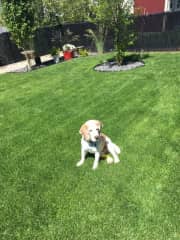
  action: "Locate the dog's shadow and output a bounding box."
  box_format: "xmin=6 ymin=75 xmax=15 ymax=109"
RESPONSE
xmin=86 ymin=153 xmax=107 ymax=161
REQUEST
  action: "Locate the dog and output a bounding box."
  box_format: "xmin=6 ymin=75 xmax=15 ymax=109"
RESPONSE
xmin=76 ymin=120 xmax=120 ymax=170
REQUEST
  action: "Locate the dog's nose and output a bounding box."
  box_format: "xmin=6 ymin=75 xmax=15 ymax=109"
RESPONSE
xmin=95 ymin=135 xmax=99 ymax=139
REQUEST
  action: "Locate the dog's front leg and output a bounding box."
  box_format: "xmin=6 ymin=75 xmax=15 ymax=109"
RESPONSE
xmin=92 ymin=152 xmax=100 ymax=170
xmin=76 ymin=147 xmax=87 ymax=167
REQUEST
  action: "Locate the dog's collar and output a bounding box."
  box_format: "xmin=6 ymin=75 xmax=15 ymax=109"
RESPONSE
xmin=89 ymin=140 xmax=97 ymax=147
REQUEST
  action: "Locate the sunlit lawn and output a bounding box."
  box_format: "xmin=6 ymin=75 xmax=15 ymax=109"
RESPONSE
xmin=0 ymin=52 xmax=179 ymax=239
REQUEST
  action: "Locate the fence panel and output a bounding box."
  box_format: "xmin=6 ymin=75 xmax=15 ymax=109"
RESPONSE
xmin=132 ymin=30 xmax=180 ymax=51
xmin=1 ymin=12 xmax=180 ymax=66
xmin=0 ymin=32 xmax=24 ymax=66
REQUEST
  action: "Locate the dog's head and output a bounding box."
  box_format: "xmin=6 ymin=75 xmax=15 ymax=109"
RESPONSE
xmin=79 ymin=120 xmax=103 ymax=142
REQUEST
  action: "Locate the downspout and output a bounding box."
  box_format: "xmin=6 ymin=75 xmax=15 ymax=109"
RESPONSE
xmin=162 ymin=0 xmax=169 ymax=32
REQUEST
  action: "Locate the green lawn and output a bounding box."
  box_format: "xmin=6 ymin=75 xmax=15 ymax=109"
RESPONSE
xmin=0 ymin=53 xmax=179 ymax=240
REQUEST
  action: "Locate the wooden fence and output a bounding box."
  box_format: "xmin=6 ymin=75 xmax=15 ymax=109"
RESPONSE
xmin=1 ymin=11 xmax=180 ymax=65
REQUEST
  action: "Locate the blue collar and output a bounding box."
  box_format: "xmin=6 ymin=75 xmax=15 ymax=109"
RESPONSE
xmin=89 ymin=141 xmax=97 ymax=147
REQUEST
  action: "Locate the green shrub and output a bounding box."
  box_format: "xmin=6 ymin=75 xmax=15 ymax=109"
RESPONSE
xmin=79 ymin=48 xmax=88 ymax=57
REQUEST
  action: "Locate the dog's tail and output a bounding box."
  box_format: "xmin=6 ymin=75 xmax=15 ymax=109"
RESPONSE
xmin=114 ymin=144 xmax=121 ymax=155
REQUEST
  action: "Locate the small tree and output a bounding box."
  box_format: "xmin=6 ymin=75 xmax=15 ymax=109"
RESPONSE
xmin=0 ymin=12 xmax=4 ymax=26
xmin=59 ymin=0 xmax=91 ymax=23
xmin=87 ymin=0 xmax=136 ymax=61
xmin=109 ymin=1 xmax=136 ymax=64
xmin=40 ymin=0 xmax=62 ymax=26
xmin=87 ymin=0 xmax=110 ymax=54
xmin=1 ymin=0 xmax=40 ymax=50
xmin=1 ymin=0 xmax=47 ymax=69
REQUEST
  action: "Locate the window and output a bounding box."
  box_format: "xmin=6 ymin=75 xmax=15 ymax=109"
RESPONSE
xmin=170 ymin=0 xmax=173 ymax=9
xmin=168 ymin=0 xmax=180 ymax=11
xmin=176 ymin=0 xmax=180 ymax=9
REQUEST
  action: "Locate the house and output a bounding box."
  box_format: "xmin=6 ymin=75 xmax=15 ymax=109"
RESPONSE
xmin=134 ymin=0 xmax=180 ymax=15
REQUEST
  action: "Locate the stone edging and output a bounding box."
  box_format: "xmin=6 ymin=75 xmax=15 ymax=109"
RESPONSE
xmin=94 ymin=61 xmax=145 ymax=72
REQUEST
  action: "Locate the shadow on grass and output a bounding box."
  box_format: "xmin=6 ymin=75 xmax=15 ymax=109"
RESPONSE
xmin=106 ymin=53 xmax=150 ymax=65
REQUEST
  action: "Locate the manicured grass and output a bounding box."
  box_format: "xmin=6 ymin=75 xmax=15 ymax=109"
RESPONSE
xmin=0 ymin=53 xmax=179 ymax=240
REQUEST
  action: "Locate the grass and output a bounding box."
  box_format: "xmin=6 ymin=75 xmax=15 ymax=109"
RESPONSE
xmin=0 ymin=52 xmax=179 ymax=240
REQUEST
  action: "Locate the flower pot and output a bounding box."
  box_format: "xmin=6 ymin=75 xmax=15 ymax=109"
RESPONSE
xmin=63 ymin=51 xmax=73 ymax=61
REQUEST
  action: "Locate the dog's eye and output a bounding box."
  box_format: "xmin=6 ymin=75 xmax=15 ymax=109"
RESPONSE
xmin=89 ymin=129 xmax=93 ymax=132
xmin=96 ymin=128 xmax=100 ymax=132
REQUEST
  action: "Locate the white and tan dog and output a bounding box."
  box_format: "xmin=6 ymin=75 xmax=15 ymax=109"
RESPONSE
xmin=76 ymin=120 xmax=120 ymax=170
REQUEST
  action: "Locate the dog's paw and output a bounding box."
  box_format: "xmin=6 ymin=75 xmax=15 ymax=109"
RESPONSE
xmin=114 ymin=158 xmax=120 ymax=164
xmin=92 ymin=164 xmax=98 ymax=170
xmin=76 ymin=160 xmax=84 ymax=167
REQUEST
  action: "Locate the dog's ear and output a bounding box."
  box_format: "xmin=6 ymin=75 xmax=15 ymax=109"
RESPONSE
xmin=79 ymin=123 xmax=89 ymax=141
xmin=100 ymin=121 xmax=103 ymax=128
xmin=96 ymin=120 xmax=103 ymax=129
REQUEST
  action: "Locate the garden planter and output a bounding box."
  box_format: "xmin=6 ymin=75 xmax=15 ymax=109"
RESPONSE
xmin=63 ymin=51 xmax=73 ymax=61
